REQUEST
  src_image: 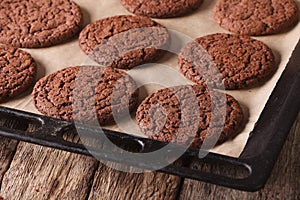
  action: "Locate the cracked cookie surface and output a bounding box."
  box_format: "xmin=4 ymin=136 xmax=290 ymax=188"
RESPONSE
xmin=214 ymin=0 xmax=299 ymax=35
xmin=0 ymin=0 xmax=83 ymax=48
xmin=120 ymin=0 xmax=204 ymax=18
xmin=136 ymin=84 xmax=243 ymax=148
xmin=33 ymin=66 xmax=139 ymax=125
xmin=178 ymin=33 xmax=276 ymax=89
xmin=79 ymin=15 xmax=170 ymax=69
xmin=0 ymin=45 xmax=37 ymax=102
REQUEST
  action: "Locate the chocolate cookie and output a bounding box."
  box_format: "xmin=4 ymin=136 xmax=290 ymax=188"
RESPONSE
xmin=120 ymin=0 xmax=204 ymax=18
xmin=0 ymin=0 xmax=83 ymax=48
xmin=33 ymin=66 xmax=139 ymax=125
xmin=214 ymin=0 xmax=299 ymax=35
xmin=79 ymin=15 xmax=170 ymax=69
xmin=178 ymin=33 xmax=276 ymax=89
xmin=0 ymin=45 xmax=37 ymax=102
xmin=136 ymin=84 xmax=244 ymax=148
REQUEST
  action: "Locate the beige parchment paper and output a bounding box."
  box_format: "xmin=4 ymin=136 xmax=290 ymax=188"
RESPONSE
xmin=1 ymin=0 xmax=300 ymax=157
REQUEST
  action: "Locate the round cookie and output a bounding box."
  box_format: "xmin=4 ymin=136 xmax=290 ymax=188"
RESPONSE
xmin=178 ymin=33 xmax=276 ymax=89
xmin=214 ymin=0 xmax=299 ymax=35
xmin=79 ymin=15 xmax=170 ymax=69
xmin=0 ymin=0 xmax=83 ymax=48
xmin=120 ymin=0 xmax=204 ymax=18
xmin=0 ymin=45 xmax=37 ymax=102
xmin=136 ymin=84 xmax=244 ymax=148
xmin=33 ymin=66 xmax=139 ymax=125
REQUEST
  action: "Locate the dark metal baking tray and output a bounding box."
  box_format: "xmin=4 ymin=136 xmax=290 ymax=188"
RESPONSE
xmin=0 ymin=39 xmax=299 ymax=192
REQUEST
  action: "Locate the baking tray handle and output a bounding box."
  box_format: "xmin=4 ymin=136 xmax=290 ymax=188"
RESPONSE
xmin=0 ymin=106 xmax=261 ymax=191
xmin=0 ymin=106 xmax=90 ymax=155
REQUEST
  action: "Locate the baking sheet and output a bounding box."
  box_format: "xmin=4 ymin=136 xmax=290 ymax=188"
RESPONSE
xmin=1 ymin=0 xmax=300 ymax=158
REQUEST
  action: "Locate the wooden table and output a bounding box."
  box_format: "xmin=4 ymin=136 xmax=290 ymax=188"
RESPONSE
xmin=0 ymin=112 xmax=298 ymax=200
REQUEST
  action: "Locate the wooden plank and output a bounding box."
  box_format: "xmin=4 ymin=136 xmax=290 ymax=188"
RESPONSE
xmin=0 ymin=119 xmax=26 ymax=187
xmin=0 ymin=137 xmax=18 ymax=186
xmin=0 ymin=133 xmax=98 ymax=199
xmin=88 ymin=163 xmax=181 ymax=200
xmin=179 ymin=113 xmax=300 ymax=200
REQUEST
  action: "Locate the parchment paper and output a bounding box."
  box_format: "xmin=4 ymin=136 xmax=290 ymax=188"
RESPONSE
xmin=1 ymin=0 xmax=300 ymax=157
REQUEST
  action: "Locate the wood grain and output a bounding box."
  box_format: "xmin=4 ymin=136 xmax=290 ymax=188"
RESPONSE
xmin=179 ymin=113 xmax=300 ymax=200
xmin=0 ymin=133 xmax=98 ymax=200
xmin=88 ymin=163 xmax=181 ymax=200
xmin=0 ymin=138 xmax=18 ymax=187
xmin=0 ymin=118 xmax=26 ymax=187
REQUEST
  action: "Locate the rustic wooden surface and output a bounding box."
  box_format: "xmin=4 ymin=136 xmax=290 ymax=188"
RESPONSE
xmin=0 ymin=113 xmax=299 ymax=200
xmin=0 ymin=137 xmax=18 ymax=185
xmin=0 ymin=119 xmax=25 ymax=184
xmin=0 ymin=132 xmax=98 ymax=199
xmin=88 ymin=164 xmax=180 ymax=200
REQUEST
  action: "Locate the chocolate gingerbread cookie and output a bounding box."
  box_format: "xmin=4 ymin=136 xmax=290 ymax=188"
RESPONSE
xmin=214 ymin=0 xmax=299 ymax=35
xmin=136 ymin=84 xmax=244 ymax=148
xmin=0 ymin=45 xmax=37 ymax=102
xmin=79 ymin=15 xmax=170 ymax=69
xmin=120 ymin=0 xmax=204 ymax=18
xmin=0 ymin=0 xmax=83 ymax=48
xmin=178 ymin=33 xmax=276 ymax=89
xmin=33 ymin=66 xmax=139 ymax=125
